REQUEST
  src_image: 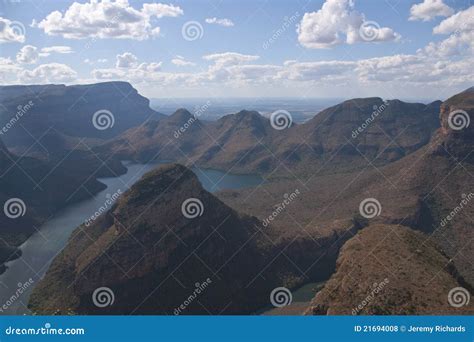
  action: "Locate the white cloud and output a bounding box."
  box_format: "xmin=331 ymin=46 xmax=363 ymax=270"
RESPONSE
xmin=0 ymin=17 xmax=26 ymax=43
xmin=91 ymin=68 xmax=124 ymax=80
xmin=19 ymin=63 xmax=78 ymax=83
xmin=16 ymin=45 xmax=39 ymax=64
xmin=40 ymin=45 xmax=74 ymax=56
xmin=93 ymin=53 xmax=162 ymax=80
xmin=203 ymin=52 xmax=260 ymax=66
xmin=33 ymin=1 xmax=183 ymax=40
xmin=141 ymin=3 xmax=183 ymax=18
xmin=151 ymin=26 xmax=161 ymax=37
xmin=116 ymin=52 xmax=138 ymax=68
xmin=421 ymin=6 xmax=474 ymax=57
xmin=205 ymin=17 xmax=234 ymax=27
xmin=171 ymin=56 xmax=196 ymax=67
xmin=16 ymin=45 xmax=75 ymax=63
xmin=432 ymin=6 xmax=474 ymax=34
xmin=136 ymin=62 xmax=162 ymax=72
xmin=0 ymin=57 xmax=22 ymax=82
xmin=297 ymin=0 xmax=400 ymax=49
xmin=356 ymin=54 xmax=424 ymax=82
xmin=409 ymin=0 xmax=454 ymax=21
xmin=92 ymin=61 xmax=163 ymax=81
xmin=226 ymin=64 xmax=280 ymax=82
xmin=84 ymin=58 xmax=108 ymax=65
xmin=277 ymin=60 xmax=355 ymax=81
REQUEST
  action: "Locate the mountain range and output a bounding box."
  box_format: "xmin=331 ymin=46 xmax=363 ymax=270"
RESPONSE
xmin=102 ymin=98 xmax=441 ymax=177
xmin=20 ymin=83 xmax=473 ymax=315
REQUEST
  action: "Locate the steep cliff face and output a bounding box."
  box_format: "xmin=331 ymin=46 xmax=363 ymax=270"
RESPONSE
xmin=306 ymin=224 xmax=474 ymax=315
xmin=0 ymin=82 xmax=163 ymax=155
xmin=437 ymin=87 xmax=474 ymax=161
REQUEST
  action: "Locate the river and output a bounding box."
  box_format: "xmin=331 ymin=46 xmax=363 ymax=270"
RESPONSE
xmin=0 ymin=161 xmax=263 ymax=315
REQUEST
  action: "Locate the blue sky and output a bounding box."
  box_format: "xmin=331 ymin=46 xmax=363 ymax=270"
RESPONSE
xmin=0 ymin=0 xmax=473 ymax=100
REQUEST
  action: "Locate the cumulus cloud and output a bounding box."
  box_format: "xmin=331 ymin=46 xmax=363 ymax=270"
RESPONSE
xmin=91 ymin=49 xmax=434 ymax=89
xmin=0 ymin=17 xmax=26 ymax=43
xmin=421 ymin=6 xmax=474 ymax=57
xmin=432 ymin=6 xmax=474 ymax=34
xmin=33 ymin=1 xmax=183 ymax=40
xmin=16 ymin=45 xmax=75 ymax=63
xmin=16 ymin=45 xmax=39 ymax=64
xmin=19 ymin=63 xmax=78 ymax=83
xmin=205 ymin=17 xmax=234 ymax=27
xmin=297 ymin=0 xmax=400 ymax=49
xmin=116 ymin=52 xmax=138 ymax=68
xmin=409 ymin=0 xmax=454 ymax=21
xmin=171 ymin=56 xmax=196 ymax=67
xmin=92 ymin=52 xmax=162 ymax=80
xmin=0 ymin=57 xmax=22 ymax=82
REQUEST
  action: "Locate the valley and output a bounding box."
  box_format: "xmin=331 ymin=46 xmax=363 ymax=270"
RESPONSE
xmin=0 ymin=82 xmax=472 ymax=316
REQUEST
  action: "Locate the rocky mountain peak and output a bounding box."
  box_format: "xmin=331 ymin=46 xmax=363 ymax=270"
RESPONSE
xmin=167 ymin=108 xmax=196 ymax=124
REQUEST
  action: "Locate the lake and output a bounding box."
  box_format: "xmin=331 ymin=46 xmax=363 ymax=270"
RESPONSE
xmin=0 ymin=161 xmax=263 ymax=315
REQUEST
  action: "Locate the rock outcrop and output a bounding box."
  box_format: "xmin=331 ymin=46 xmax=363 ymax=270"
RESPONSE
xmin=305 ymin=224 xmax=474 ymax=315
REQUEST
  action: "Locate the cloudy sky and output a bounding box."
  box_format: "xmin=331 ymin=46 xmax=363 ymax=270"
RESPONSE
xmin=0 ymin=0 xmax=473 ymax=100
